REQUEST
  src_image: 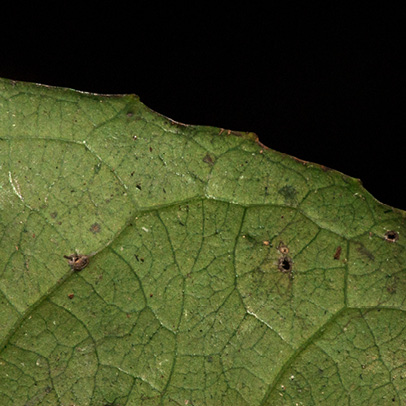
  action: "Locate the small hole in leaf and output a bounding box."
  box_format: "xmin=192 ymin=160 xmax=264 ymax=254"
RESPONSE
xmin=385 ymin=230 xmax=399 ymax=242
xmin=278 ymin=257 xmax=292 ymax=273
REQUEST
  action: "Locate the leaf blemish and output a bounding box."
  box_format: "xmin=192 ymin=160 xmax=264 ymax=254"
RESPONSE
xmin=90 ymin=223 xmax=101 ymax=233
xmin=356 ymin=243 xmax=375 ymax=261
xmin=278 ymin=256 xmax=293 ymax=275
xmin=334 ymin=246 xmax=342 ymax=260
xmin=94 ymin=162 xmax=102 ymax=174
xmin=385 ymin=230 xmax=399 ymax=242
xmin=203 ymin=153 xmax=215 ymax=165
xmin=278 ymin=242 xmax=289 ymax=255
xmin=278 ymin=185 xmax=297 ymax=203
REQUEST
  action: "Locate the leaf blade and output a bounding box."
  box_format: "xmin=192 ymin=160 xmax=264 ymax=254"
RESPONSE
xmin=1 ymin=78 xmax=405 ymax=405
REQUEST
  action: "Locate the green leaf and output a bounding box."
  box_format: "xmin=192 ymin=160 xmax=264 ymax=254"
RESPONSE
xmin=0 ymin=77 xmax=405 ymax=405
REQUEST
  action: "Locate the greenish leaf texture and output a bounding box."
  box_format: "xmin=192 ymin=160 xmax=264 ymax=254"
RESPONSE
xmin=0 ymin=77 xmax=405 ymax=406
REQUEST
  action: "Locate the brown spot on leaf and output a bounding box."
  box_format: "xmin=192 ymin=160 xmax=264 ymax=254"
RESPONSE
xmin=203 ymin=153 xmax=215 ymax=165
xmin=278 ymin=242 xmax=289 ymax=254
xmin=68 ymin=293 xmax=74 ymax=299
xmin=387 ymin=285 xmax=397 ymax=294
xmin=90 ymin=223 xmax=101 ymax=234
xmin=334 ymin=246 xmax=342 ymax=260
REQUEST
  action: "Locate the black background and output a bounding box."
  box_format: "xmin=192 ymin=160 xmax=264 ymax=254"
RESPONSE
xmin=1 ymin=7 xmax=405 ymax=209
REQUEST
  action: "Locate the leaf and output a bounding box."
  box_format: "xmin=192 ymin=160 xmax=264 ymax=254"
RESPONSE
xmin=0 ymin=77 xmax=405 ymax=406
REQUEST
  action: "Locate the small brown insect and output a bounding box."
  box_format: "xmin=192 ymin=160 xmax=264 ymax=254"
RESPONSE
xmin=63 ymin=254 xmax=89 ymax=271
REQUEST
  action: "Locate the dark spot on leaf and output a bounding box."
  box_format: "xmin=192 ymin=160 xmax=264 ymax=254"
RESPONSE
xmin=90 ymin=223 xmax=101 ymax=234
xmin=149 ymin=147 xmax=153 ymax=152
xmin=50 ymin=212 xmax=58 ymax=218
xmin=334 ymin=246 xmax=342 ymax=260
xmin=278 ymin=185 xmax=297 ymax=204
xmin=203 ymin=153 xmax=215 ymax=165
xmin=44 ymin=386 xmax=52 ymax=394
xmin=386 ymin=275 xmax=399 ymax=294
xmin=127 ymin=111 xmax=134 ymax=117
xmin=278 ymin=256 xmax=293 ymax=274
xmin=94 ymin=162 xmax=102 ymax=174
xmin=387 ymin=285 xmax=397 ymax=294
xmin=68 ymin=293 xmax=74 ymax=299
xmin=356 ymin=243 xmax=375 ymax=261
xmin=385 ymin=230 xmax=399 ymax=242
xmin=136 ymin=184 xmax=142 ymax=190
xmin=135 ymin=254 xmax=145 ymax=263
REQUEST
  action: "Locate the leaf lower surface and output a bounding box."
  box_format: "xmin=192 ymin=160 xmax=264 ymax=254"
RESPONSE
xmin=0 ymin=78 xmax=405 ymax=405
